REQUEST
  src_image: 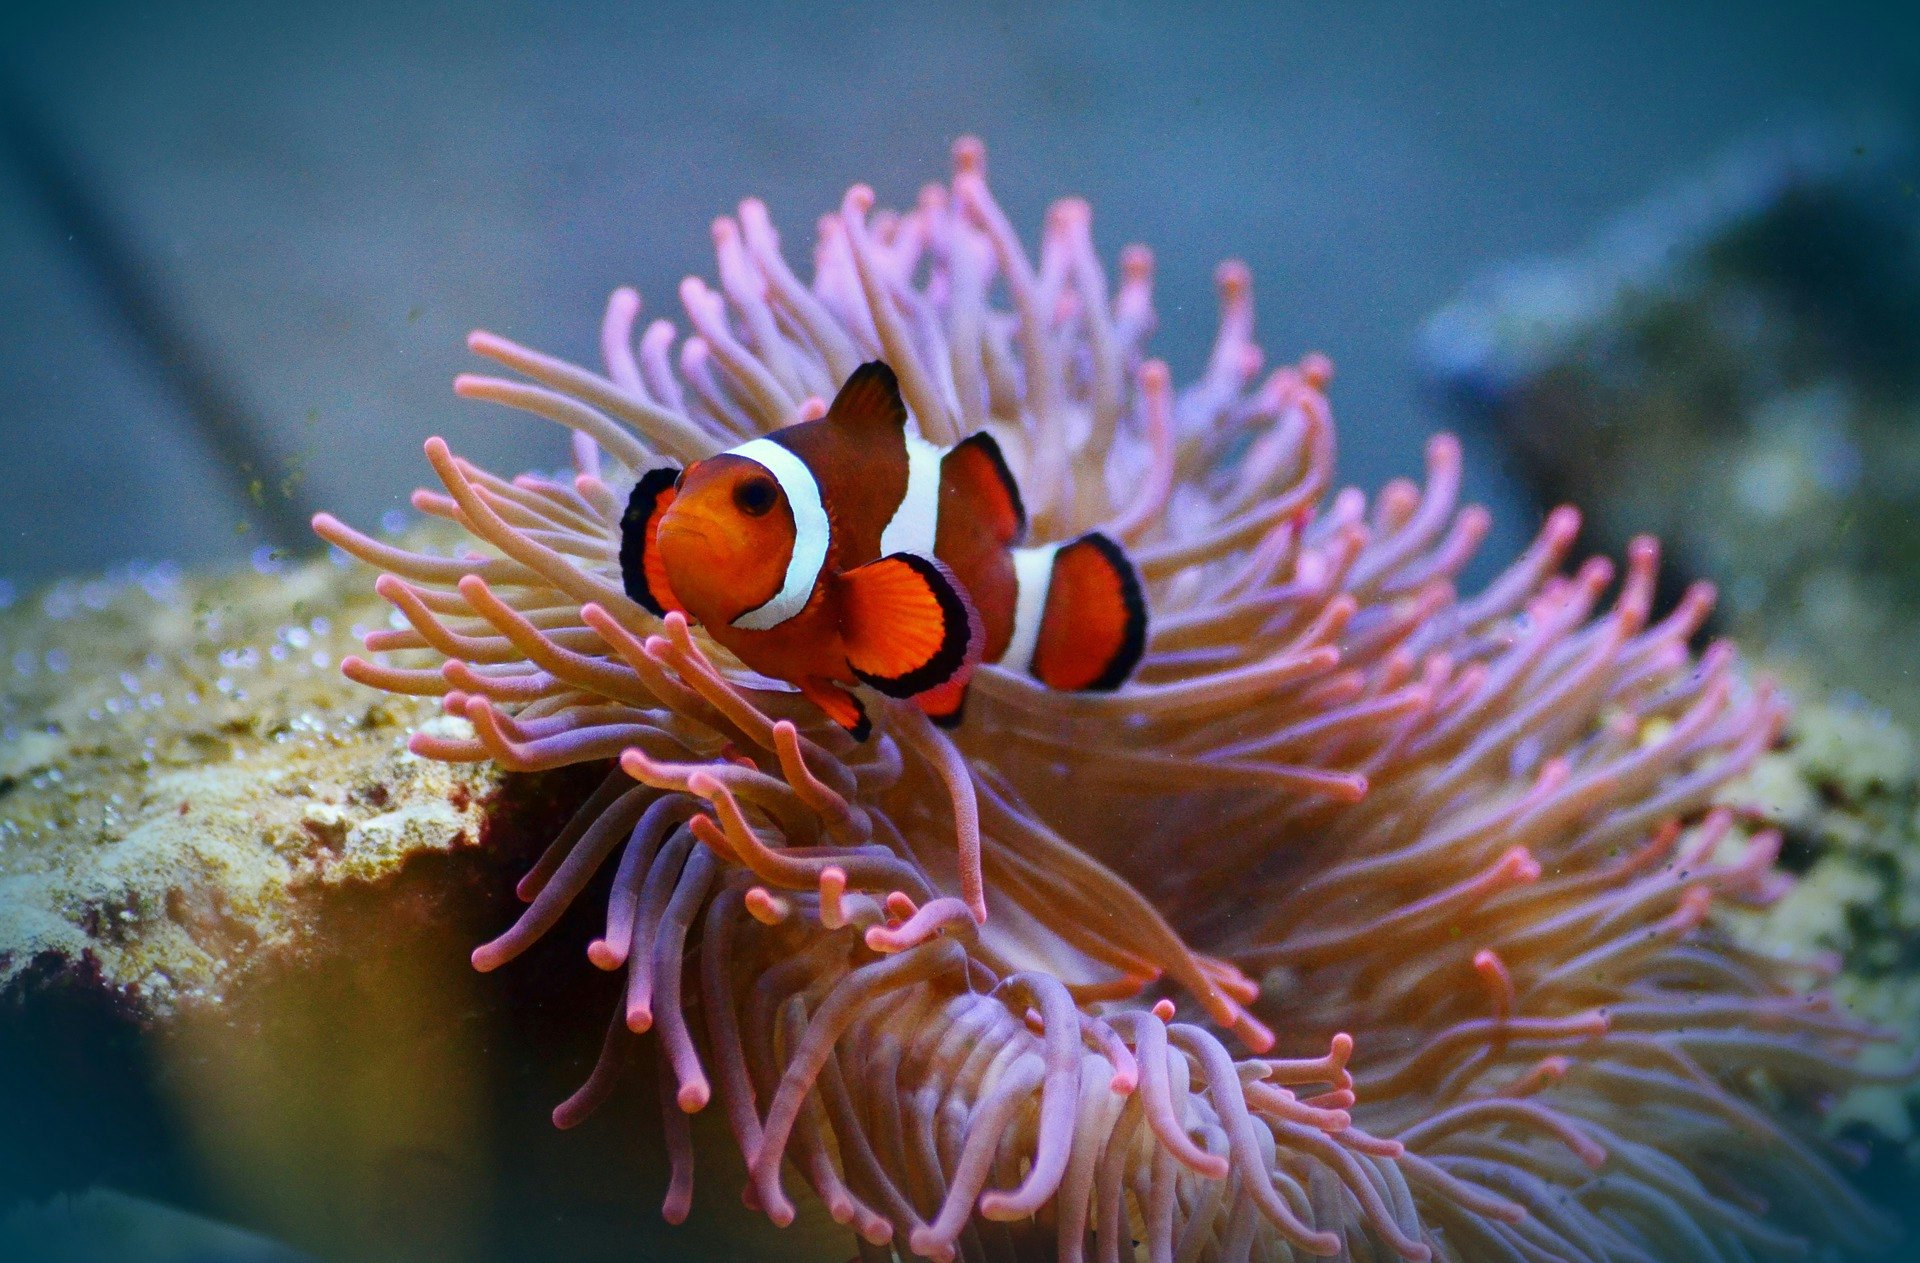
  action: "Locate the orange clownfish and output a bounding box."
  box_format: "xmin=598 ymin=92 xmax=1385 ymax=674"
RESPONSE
xmin=619 ymin=362 xmax=1147 ymax=739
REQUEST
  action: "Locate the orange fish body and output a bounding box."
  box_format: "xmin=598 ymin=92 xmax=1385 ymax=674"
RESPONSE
xmin=621 ymin=362 xmax=1145 ymax=737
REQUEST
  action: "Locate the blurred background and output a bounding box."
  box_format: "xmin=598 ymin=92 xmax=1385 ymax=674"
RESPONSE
xmin=0 ymin=0 xmax=1913 ymax=589
xmin=3 ymin=2 xmax=1919 ymax=1261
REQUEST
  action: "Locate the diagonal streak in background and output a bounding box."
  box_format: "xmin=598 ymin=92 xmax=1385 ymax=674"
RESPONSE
xmin=0 ymin=77 xmax=314 ymax=552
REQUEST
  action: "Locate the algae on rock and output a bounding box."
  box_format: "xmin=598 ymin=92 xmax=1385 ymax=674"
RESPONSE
xmin=1720 ymin=672 xmax=1920 ymax=1161
xmin=0 ymin=538 xmax=501 ymax=1013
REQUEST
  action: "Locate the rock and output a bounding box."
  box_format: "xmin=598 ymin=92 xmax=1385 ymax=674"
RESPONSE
xmin=1717 ymin=684 xmax=1920 ymax=1185
xmin=0 ymin=538 xmax=500 ymax=1012
xmin=1421 ymin=122 xmax=1920 ymax=730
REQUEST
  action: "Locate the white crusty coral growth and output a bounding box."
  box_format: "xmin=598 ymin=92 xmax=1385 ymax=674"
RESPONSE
xmin=313 ymin=138 xmax=1904 ymax=1261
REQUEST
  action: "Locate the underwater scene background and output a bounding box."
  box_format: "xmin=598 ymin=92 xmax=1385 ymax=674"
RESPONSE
xmin=1 ymin=2 xmax=1918 ymax=1261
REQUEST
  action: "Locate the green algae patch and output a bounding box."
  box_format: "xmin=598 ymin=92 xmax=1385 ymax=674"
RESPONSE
xmin=0 ymin=544 xmax=502 ymax=1014
xmin=1720 ymin=672 xmax=1920 ymax=1159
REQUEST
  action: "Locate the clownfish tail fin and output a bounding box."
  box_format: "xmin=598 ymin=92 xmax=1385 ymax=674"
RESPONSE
xmin=1025 ymin=532 xmax=1148 ymax=693
xmin=824 ymin=361 xmax=909 ymax=439
xmin=619 ymin=466 xmax=684 ymax=616
xmin=838 ymin=552 xmax=980 ymax=700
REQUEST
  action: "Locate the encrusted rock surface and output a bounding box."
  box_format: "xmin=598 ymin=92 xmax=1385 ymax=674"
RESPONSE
xmin=0 ymin=540 xmax=500 ymax=1012
xmin=1722 ymin=670 xmax=1920 ymax=1166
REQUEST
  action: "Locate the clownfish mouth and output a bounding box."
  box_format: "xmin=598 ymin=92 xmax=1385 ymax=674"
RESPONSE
xmin=656 ymin=520 xmax=717 ymax=550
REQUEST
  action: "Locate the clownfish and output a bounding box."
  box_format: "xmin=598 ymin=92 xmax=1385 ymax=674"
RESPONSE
xmin=618 ymin=362 xmax=1147 ymax=739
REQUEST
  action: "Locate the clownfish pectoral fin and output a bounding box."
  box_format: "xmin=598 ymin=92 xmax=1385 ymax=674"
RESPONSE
xmin=618 ymin=466 xmax=685 ymax=617
xmin=838 ymin=553 xmax=980 ymax=700
xmin=824 ymin=361 xmax=909 ymax=439
xmin=942 ymin=432 xmax=1026 ymax=546
xmin=798 ymin=677 xmax=871 ymax=741
xmin=1030 ymin=532 xmax=1148 ymax=692
xmin=914 ymin=675 xmax=971 ymax=729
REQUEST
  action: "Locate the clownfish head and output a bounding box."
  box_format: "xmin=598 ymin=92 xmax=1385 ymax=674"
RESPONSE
xmin=654 ymin=453 xmax=798 ymax=626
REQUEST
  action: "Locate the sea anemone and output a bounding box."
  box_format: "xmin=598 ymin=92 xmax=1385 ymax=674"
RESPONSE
xmin=312 ymin=138 xmax=1903 ymax=1261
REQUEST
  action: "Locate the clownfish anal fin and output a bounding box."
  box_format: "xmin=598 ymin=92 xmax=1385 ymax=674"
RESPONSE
xmin=619 ymin=466 xmax=685 ymax=617
xmin=1031 ymin=532 xmax=1148 ymax=693
xmin=798 ymin=678 xmax=871 ymax=741
xmin=943 ymin=432 xmax=1026 ymax=546
xmin=838 ymin=553 xmax=979 ymax=700
xmin=824 ymin=361 xmax=909 ymax=437
xmin=914 ymin=676 xmax=971 ymax=729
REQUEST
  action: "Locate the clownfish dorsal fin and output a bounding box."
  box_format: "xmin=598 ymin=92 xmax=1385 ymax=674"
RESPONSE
xmin=823 ymin=361 xmax=909 ymax=440
xmin=837 ymin=552 xmax=980 ymax=699
xmin=619 ymin=466 xmax=685 ymax=617
xmin=942 ymin=432 xmax=1026 ymax=547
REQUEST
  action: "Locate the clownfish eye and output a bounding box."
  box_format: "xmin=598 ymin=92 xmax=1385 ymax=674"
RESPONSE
xmin=733 ymin=475 xmax=779 ymax=517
